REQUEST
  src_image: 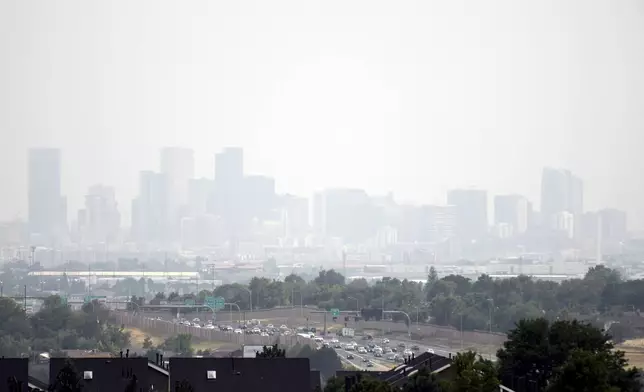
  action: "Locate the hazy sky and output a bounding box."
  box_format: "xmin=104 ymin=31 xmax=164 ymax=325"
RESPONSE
xmin=1 ymin=1 xmax=643 ymax=229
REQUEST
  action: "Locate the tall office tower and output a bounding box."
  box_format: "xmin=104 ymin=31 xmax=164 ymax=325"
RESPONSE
xmin=243 ymin=175 xmax=276 ymax=221
xmin=131 ymin=171 xmax=167 ymax=243
xmin=318 ymin=188 xmax=377 ymax=244
xmin=447 ymin=189 xmax=488 ymax=241
xmin=214 ymin=147 xmax=245 ymax=240
xmin=215 ymin=147 xmax=243 ymax=184
xmin=494 ymin=195 xmax=530 ymax=236
xmin=28 ymin=148 xmax=65 ymax=242
xmin=416 ymin=205 xmax=456 ymax=243
xmin=282 ymin=195 xmax=309 ymax=239
xmin=188 ymin=178 xmax=215 ymax=217
xmin=160 ymin=147 xmax=194 ymax=238
xmin=598 ymin=209 xmax=628 ymax=241
xmin=83 ymin=185 xmax=121 ymax=245
xmin=551 ymin=211 xmax=575 ymax=239
xmin=540 ymin=167 xmax=584 ymax=219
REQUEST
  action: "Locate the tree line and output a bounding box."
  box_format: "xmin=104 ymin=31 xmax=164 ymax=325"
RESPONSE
xmin=0 ymin=295 xmax=130 ymax=359
xmin=154 ymin=265 xmax=642 ymax=334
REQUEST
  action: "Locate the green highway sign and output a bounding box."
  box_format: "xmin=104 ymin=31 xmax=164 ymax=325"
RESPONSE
xmin=184 ymin=298 xmax=195 ymax=306
xmin=331 ymin=308 xmax=340 ymax=317
xmin=205 ymin=296 xmax=225 ymax=310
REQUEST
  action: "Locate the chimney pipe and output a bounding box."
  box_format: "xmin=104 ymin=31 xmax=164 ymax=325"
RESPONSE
xmin=126 ymin=349 xmax=130 ymax=358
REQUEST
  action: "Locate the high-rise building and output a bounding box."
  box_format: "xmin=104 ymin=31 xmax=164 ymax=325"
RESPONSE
xmin=215 ymin=147 xmax=243 ymax=185
xmin=447 ymin=189 xmax=488 ymax=241
xmin=243 ymin=175 xmax=276 ymax=221
xmin=132 ymin=171 xmax=167 ymax=243
xmin=599 ymin=209 xmax=628 ymax=241
xmin=494 ymin=195 xmax=529 ymax=235
xmin=420 ymin=205 xmax=456 ymax=243
xmin=282 ymin=195 xmax=309 ymax=239
xmin=214 ymin=147 xmax=245 ymax=241
xmin=160 ymin=147 xmax=194 ymax=239
xmin=188 ymin=178 xmax=215 ymax=217
xmin=28 ymin=148 xmax=65 ymax=241
xmin=551 ymin=211 xmax=575 ymax=239
xmin=541 ymin=167 xmax=584 ymax=218
xmin=314 ymin=188 xmax=377 ymax=244
xmin=82 ymin=185 xmax=121 ymax=245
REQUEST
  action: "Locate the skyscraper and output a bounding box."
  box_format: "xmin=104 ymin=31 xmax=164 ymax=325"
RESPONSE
xmin=540 ymin=167 xmax=584 ymax=218
xmin=28 ymin=148 xmax=64 ymax=241
xmin=447 ymin=189 xmax=488 ymax=241
xmin=160 ymin=147 xmax=194 ymax=239
xmin=215 ymin=147 xmax=243 ymax=185
xmin=132 ymin=171 xmax=167 ymax=243
xmin=214 ymin=148 xmax=245 ymax=241
xmin=82 ymin=185 xmax=121 ymax=245
xmin=494 ymin=195 xmax=529 ymax=235
xmin=161 ymin=147 xmax=194 ymax=207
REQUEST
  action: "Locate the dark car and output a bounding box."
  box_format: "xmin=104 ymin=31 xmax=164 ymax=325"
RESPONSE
xmin=411 ymin=345 xmax=420 ymax=351
xmin=347 ymin=354 xmax=354 ymax=359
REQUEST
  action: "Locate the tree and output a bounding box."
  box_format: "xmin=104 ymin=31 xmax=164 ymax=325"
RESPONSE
xmin=547 ymin=349 xmax=638 ymax=392
xmin=497 ymin=318 xmax=639 ymax=391
xmin=256 ymin=344 xmax=286 ymax=358
xmin=161 ymin=334 xmax=193 ymax=357
xmin=49 ymin=360 xmax=82 ymax=392
xmin=450 ymin=351 xmax=498 ymax=392
xmin=142 ymin=335 xmax=154 ymax=349
xmin=403 ymin=367 xmax=445 ymax=392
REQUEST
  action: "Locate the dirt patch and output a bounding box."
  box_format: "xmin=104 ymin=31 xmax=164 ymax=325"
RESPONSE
xmin=124 ymin=326 xmax=238 ymax=352
xmin=124 ymin=327 xmax=167 ymax=347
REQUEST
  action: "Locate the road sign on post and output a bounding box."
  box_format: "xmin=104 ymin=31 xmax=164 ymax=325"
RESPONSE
xmin=331 ymin=308 xmax=340 ymax=317
xmin=206 ymin=296 xmax=225 ymax=310
xmin=61 ymin=296 xmax=68 ymax=306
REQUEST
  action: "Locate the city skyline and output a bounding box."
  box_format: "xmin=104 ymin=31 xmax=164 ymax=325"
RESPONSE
xmin=2 ymin=1 xmax=643 ymax=232
xmin=20 ymin=146 xmax=629 ymax=233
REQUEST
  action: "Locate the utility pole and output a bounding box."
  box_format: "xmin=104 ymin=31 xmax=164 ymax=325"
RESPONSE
xmin=24 ymin=285 xmax=27 ymax=312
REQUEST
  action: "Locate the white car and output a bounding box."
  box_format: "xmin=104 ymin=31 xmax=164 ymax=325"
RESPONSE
xmin=280 ymin=325 xmax=288 ymax=330
xmin=260 ymin=332 xmax=269 ymax=337
xmin=382 ymin=338 xmax=390 ymax=344
xmin=267 ymin=324 xmax=274 ymax=328
xmin=234 ymin=329 xmax=243 ymax=334
xmin=403 ymin=350 xmax=413 ymax=356
xmin=426 ymin=348 xmax=435 ymax=354
xmin=205 ymin=325 xmax=215 ymax=329
xmin=252 ymin=328 xmax=261 ymax=334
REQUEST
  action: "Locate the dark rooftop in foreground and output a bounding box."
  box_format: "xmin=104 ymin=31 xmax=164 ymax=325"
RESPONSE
xmin=169 ymin=357 xmax=311 ymax=392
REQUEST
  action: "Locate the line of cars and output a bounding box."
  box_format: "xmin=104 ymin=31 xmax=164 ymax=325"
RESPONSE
xmin=172 ymin=317 xmax=313 ymax=338
xmin=337 ymin=338 xmax=435 ymax=364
